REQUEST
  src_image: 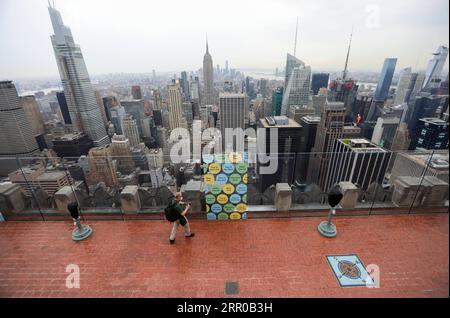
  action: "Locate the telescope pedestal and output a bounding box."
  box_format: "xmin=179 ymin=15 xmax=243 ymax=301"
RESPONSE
xmin=318 ymin=207 xmax=337 ymax=238
xmin=318 ymin=221 xmax=337 ymax=238
xmin=72 ymin=218 xmax=93 ymax=241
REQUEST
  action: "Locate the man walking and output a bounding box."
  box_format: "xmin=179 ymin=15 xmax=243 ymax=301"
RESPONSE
xmin=169 ymin=192 xmax=195 ymax=244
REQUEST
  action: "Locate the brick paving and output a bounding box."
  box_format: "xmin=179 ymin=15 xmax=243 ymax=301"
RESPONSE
xmin=0 ymin=214 xmax=448 ymax=298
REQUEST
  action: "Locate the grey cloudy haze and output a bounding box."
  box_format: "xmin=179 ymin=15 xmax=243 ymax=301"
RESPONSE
xmin=0 ymin=0 xmax=449 ymax=78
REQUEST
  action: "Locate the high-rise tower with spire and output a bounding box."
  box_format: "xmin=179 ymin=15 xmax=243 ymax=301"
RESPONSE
xmin=328 ymin=27 xmax=359 ymax=122
xmin=342 ymin=26 xmax=353 ymax=81
xmin=281 ymin=18 xmax=311 ymax=115
xmin=202 ymin=37 xmax=215 ymax=106
xmin=48 ymin=2 xmax=109 ymax=147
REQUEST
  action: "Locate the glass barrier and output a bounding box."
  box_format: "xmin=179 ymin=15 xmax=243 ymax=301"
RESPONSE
xmin=408 ymin=150 xmax=449 ymax=215
xmin=0 ymin=157 xmax=44 ymax=221
xmin=0 ymin=149 xmax=448 ymax=221
xmin=64 ymin=156 xmax=123 ymax=221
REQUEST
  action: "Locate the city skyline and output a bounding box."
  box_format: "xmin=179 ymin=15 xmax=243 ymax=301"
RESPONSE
xmin=0 ymin=0 xmax=449 ymax=79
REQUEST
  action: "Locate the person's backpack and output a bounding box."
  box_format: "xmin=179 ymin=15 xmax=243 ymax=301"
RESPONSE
xmin=164 ymin=200 xmax=180 ymax=222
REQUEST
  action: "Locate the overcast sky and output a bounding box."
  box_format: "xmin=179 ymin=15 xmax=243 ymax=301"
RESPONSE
xmin=0 ymin=0 xmax=449 ymax=79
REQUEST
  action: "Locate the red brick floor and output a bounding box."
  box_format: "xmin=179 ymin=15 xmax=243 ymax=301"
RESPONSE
xmin=0 ymin=214 xmax=448 ymax=298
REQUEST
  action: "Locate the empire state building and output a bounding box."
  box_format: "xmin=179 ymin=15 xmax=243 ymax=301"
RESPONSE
xmin=202 ymin=40 xmax=215 ymax=106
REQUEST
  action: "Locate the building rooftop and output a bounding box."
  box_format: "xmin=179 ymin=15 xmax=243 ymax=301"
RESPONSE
xmin=378 ymin=117 xmax=401 ymax=124
xmin=53 ymin=132 xmax=88 ymax=141
xmin=0 ymin=214 xmax=447 ymax=297
xmin=219 ymin=92 xmax=246 ymax=98
xmin=259 ymin=117 xmax=301 ymax=128
xmin=341 ymin=138 xmax=387 ymax=152
xmin=403 ymin=152 xmax=449 ymax=170
xmin=419 ymin=118 xmax=449 ymax=125
xmin=324 ymin=101 xmax=345 ymax=110
xmin=35 ymin=170 xmax=67 ymax=181
xmin=301 ymin=116 xmax=321 ymax=123
xmin=343 ymin=125 xmax=361 ymax=131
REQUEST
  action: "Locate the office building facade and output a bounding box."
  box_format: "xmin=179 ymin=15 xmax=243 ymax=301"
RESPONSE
xmin=423 ymin=45 xmax=449 ymax=90
xmin=0 ymin=81 xmax=40 ymax=157
xmin=374 ymin=58 xmax=397 ymax=101
xmin=411 ymin=118 xmax=449 ymax=150
xmin=219 ymin=93 xmax=248 ymax=149
xmin=203 ymin=41 xmax=214 ymax=105
xmin=326 ymin=139 xmax=391 ymax=191
xmin=311 ymin=73 xmax=330 ymax=95
xmin=167 ymin=84 xmax=184 ymax=131
xmin=48 ymin=4 xmax=109 ymax=146
xmin=281 ymin=65 xmax=311 ymax=115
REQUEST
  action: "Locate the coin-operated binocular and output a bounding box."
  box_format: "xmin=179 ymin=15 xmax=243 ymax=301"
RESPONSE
xmin=67 ymin=202 xmax=93 ymax=241
xmin=318 ymin=185 xmax=343 ymax=238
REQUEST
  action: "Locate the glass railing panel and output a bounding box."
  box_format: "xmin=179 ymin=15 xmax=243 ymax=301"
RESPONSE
xmin=63 ymin=156 xmax=123 ymax=220
xmin=0 ymin=149 xmax=448 ymax=221
xmin=0 ymin=157 xmax=42 ymax=221
xmin=408 ymin=150 xmax=449 ymax=215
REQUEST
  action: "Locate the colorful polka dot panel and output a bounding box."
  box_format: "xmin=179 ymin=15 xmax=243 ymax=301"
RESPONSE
xmin=203 ymin=152 xmax=248 ymax=221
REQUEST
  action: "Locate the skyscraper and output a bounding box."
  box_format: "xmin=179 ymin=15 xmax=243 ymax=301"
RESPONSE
xmin=183 ymin=102 xmax=194 ymax=127
xmin=48 ymin=3 xmax=109 ymax=147
xmin=0 ymin=81 xmax=40 ymax=157
xmin=258 ymin=116 xmax=302 ymax=192
xmin=121 ymin=115 xmax=141 ymax=148
xmin=180 ymin=71 xmax=190 ymax=99
xmin=101 ymin=95 xmax=119 ymax=122
xmin=259 ymin=78 xmax=267 ymax=98
xmin=219 ymin=93 xmax=248 ymax=149
xmin=121 ymin=100 xmax=145 ymax=136
xmin=131 ymin=85 xmax=142 ymax=100
xmin=110 ymin=105 xmax=126 ymax=135
xmin=284 ymin=53 xmax=304 ymax=89
xmin=111 ymin=134 xmax=135 ymax=174
xmin=307 ymin=101 xmax=345 ymax=190
xmin=203 ymin=40 xmax=214 ymax=105
xmin=152 ymin=89 xmax=162 ymax=111
xmin=405 ymin=94 xmax=442 ymax=144
xmin=393 ymin=67 xmax=412 ymax=105
xmin=189 ymin=79 xmax=198 ymax=100
xmin=94 ymin=91 xmax=108 ymax=128
xmin=295 ymin=116 xmax=321 ymax=183
xmin=311 ymin=73 xmax=330 ymax=95
xmin=328 ymin=79 xmax=358 ymax=121
xmin=408 ymin=73 xmax=426 ymax=103
xmin=423 ymin=45 xmax=449 ymax=90
xmin=371 ymin=117 xmax=400 ymax=150
xmin=21 ymin=95 xmax=45 ymax=136
xmin=281 ymin=64 xmax=311 ymax=115
xmin=86 ymin=147 xmax=118 ymax=188
xmin=167 ymin=83 xmax=183 ymax=130
xmin=393 ymin=68 xmax=427 ymax=106
xmin=272 ymin=87 xmax=283 ymax=116
xmin=411 ymin=118 xmax=448 ymax=150
xmin=56 ymin=91 xmax=71 ymax=125
xmin=326 ymin=138 xmax=391 ymax=191
xmin=52 ymin=132 xmax=94 ymax=158
xmin=374 ymin=58 xmax=397 ymax=101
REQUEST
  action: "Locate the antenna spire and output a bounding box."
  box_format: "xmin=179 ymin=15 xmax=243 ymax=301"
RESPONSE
xmin=342 ymin=25 xmax=353 ymax=80
xmin=206 ymin=33 xmax=209 ymax=53
xmin=294 ymin=17 xmax=299 ymax=57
